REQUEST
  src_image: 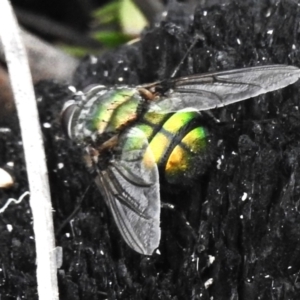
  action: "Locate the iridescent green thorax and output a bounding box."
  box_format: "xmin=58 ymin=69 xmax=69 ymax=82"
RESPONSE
xmin=73 ymin=87 xmax=143 ymax=142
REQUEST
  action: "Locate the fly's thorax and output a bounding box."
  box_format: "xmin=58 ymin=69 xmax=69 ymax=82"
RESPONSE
xmin=69 ymin=87 xmax=144 ymax=143
xmin=135 ymin=110 xmax=212 ymax=185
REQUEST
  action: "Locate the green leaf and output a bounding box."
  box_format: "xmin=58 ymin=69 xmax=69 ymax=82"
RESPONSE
xmin=92 ymin=31 xmax=130 ymax=48
xmin=93 ymin=1 xmax=120 ymax=25
xmin=59 ymin=45 xmax=96 ymax=57
xmin=120 ymin=0 xmax=148 ymax=37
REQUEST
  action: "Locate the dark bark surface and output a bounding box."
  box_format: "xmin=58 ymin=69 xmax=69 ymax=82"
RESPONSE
xmin=1 ymin=1 xmax=300 ymax=299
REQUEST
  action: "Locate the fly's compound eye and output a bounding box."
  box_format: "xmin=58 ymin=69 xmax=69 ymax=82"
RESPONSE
xmin=61 ymin=100 xmax=78 ymax=139
xmin=82 ymin=84 xmax=106 ymax=93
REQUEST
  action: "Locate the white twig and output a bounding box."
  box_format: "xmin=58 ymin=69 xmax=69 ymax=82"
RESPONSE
xmin=0 ymin=1 xmax=59 ymax=299
xmin=0 ymin=191 xmax=30 ymax=213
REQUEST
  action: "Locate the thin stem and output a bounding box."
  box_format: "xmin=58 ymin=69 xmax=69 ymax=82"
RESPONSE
xmin=0 ymin=1 xmax=59 ymax=299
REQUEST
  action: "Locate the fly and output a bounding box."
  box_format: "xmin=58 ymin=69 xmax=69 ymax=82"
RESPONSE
xmin=61 ymin=65 xmax=300 ymax=255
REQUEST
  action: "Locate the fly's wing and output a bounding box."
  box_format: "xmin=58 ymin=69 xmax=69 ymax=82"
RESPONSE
xmin=95 ymin=127 xmax=160 ymax=255
xmin=148 ymin=65 xmax=300 ymax=113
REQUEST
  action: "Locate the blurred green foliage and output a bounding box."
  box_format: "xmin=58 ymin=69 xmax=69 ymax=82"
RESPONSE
xmin=61 ymin=0 xmax=147 ymax=57
xmin=92 ymin=0 xmax=148 ymax=47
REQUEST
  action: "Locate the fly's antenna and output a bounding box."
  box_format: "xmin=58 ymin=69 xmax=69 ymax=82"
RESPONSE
xmin=170 ymin=34 xmax=204 ymax=79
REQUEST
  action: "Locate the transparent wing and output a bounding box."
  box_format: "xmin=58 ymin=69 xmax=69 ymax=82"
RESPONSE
xmin=95 ymin=127 xmax=160 ymax=255
xmin=149 ymin=65 xmax=300 ymax=113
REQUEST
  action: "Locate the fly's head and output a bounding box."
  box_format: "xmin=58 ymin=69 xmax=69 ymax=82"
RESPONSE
xmin=61 ymin=99 xmax=79 ymax=141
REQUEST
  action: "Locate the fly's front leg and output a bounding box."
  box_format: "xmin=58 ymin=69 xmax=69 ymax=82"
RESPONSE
xmin=96 ymin=135 xmax=119 ymax=153
xmin=138 ymin=87 xmax=159 ymax=101
xmin=83 ymin=135 xmax=119 ymax=174
xmin=83 ymin=145 xmax=99 ymax=172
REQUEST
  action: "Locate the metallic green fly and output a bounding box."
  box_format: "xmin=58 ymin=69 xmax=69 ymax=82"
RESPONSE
xmin=61 ymin=65 xmax=300 ymax=255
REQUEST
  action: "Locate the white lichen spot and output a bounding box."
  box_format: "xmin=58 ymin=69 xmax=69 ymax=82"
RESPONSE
xmin=68 ymin=85 xmax=77 ymax=93
xmin=162 ymin=11 xmax=168 ymax=17
xmin=43 ymin=122 xmax=51 ymax=128
xmin=203 ymin=11 xmax=207 ymax=16
xmin=57 ymin=163 xmax=64 ymax=169
xmin=90 ymin=56 xmax=98 ymax=64
xmin=104 ymin=70 xmax=108 ymax=77
xmin=237 ymin=38 xmax=241 ymax=45
xmin=265 ymin=8 xmax=271 ymax=17
xmin=240 ymin=215 xmax=244 ymax=219
xmin=288 ymin=266 xmax=292 ymax=269
xmin=292 ymin=44 xmax=296 ymax=50
xmin=265 ymin=275 xmax=270 ymax=278
xmin=267 ymin=29 xmax=273 ymax=35
xmin=156 ymin=249 xmax=161 ymax=255
xmin=0 ymin=128 xmax=11 ymax=133
xmin=217 ymin=139 xmax=223 ymax=146
xmin=208 ymin=255 xmax=215 ymax=265
xmin=65 ymin=233 xmax=70 ymax=238
xmin=242 ymin=192 xmax=248 ymax=201
xmin=7 ymin=162 xmax=14 ymax=167
xmin=124 ymin=67 xmax=128 ymax=71
xmin=216 ymin=158 xmax=222 ymax=169
xmin=156 ymin=45 xmax=160 ymax=50
xmin=7 ymin=224 xmax=13 ymax=232
xmin=118 ymin=77 xmax=124 ymax=82
xmin=204 ymin=278 xmax=213 ymax=289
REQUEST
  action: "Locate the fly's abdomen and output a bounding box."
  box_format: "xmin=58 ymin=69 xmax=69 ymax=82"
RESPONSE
xmin=136 ymin=110 xmax=210 ymax=185
xmin=165 ymin=126 xmax=208 ymax=184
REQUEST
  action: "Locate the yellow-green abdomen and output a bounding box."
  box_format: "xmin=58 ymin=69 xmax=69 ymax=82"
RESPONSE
xmin=136 ymin=110 xmax=210 ymax=184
